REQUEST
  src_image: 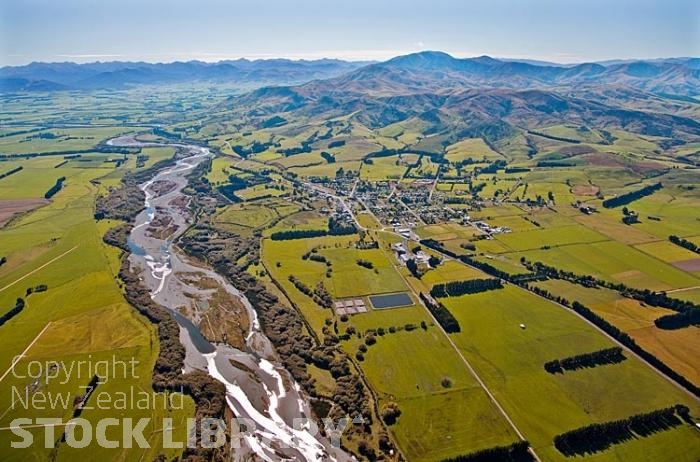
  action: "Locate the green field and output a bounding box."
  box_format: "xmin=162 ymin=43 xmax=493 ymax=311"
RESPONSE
xmin=3 ymin=75 xmax=700 ymax=462
xmin=442 ymin=286 xmax=700 ymax=461
xmin=516 ymin=240 xmax=700 ymax=291
xmin=0 ymin=153 xmax=193 ymax=460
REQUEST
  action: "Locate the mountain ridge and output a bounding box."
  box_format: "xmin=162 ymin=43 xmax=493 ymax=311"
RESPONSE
xmin=2 ymin=51 xmax=698 ymax=94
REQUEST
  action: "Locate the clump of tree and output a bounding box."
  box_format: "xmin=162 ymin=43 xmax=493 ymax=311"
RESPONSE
xmin=44 ymin=176 xmax=66 ymax=199
xmin=380 ymin=402 xmax=401 ymax=425
xmin=288 ymin=275 xmax=332 ymax=308
xmin=328 ymin=140 xmax=346 ymax=149
xmin=554 ymin=405 xmax=687 ymax=456
xmin=430 ymin=278 xmax=503 ymax=298
xmin=544 ymin=347 xmax=625 ymax=373
xmin=0 ymin=298 xmax=25 ymax=327
xmin=328 ymin=216 xmax=356 ymax=235
xmin=655 ymin=309 xmax=700 ymax=330
xmin=102 ymin=223 xmax=132 ymax=252
xmin=25 ymin=284 xmax=48 ymax=296
xmin=441 ymin=440 xmax=533 ymax=462
xmin=308 ymin=254 xmax=328 ymax=264
xmin=669 ymin=235 xmax=699 ymax=254
xmin=602 ymin=182 xmax=662 ymax=208
xmin=406 ymin=258 xmax=421 ymax=279
xmin=320 ymin=151 xmax=335 ymax=163
xmin=94 ymin=174 xmax=147 ymax=221
xmin=460 ymin=242 xmax=477 ymax=251
xmin=233 ymin=140 xmax=272 ymax=157
xmin=356 ymin=259 xmax=374 ymax=269
xmin=420 ymin=293 xmax=460 ymax=333
xmin=0 ymin=256 xmax=6 ymax=267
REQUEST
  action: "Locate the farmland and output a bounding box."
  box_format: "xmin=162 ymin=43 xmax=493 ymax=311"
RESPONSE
xmin=0 ymin=143 xmax=193 ymax=461
xmin=2 ymin=55 xmax=700 ymax=462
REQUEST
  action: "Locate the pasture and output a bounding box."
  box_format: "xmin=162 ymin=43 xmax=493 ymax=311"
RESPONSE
xmin=516 ymin=240 xmax=700 ymax=291
xmin=441 ymin=285 xmax=700 ymax=461
xmin=0 ymin=151 xmax=193 ymax=460
xmin=534 ymin=279 xmax=700 ymax=387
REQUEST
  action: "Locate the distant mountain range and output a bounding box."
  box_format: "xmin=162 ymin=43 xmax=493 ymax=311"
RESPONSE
xmin=305 ymin=51 xmax=700 ymax=96
xmin=0 ymin=58 xmax=373 ymax=92
xmin=217 ymin=51 xmax=700 ymax=145
xmin=4 ymin=51 xmax=699 ymax=146
xmin=1 ymin=52 xmax=698 ymax=95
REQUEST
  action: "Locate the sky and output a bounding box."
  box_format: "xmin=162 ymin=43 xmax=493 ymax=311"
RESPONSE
xmin=0 ymin=0 xmax=697 ymax=66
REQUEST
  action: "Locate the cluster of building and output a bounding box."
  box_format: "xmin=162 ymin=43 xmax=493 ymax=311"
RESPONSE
xmin=391 ymin=241 xmax=432 ymax=266
xmin=471 ymin=220 xmax=512 ymax=236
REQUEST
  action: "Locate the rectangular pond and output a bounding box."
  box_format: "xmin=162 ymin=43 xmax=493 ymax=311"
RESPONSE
xmin=369 ymin=292 xmax=413 ymax=309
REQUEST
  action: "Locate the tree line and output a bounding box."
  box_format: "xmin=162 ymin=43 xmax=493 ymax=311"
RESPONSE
xmin=669 ymin=235 xmax=700 ymax=254
xmin=544 ymin=347 xmax=625 ymax=374
xmin=419 ymin=242 xmax=700 ymax=397
xmin=522 ymin=277 xmax=700 ymax=397
xmin=180 ymin=224 xmax=381 ymax=455
xmin=0 ymin=298 xmax=25 ymax=327
xmin=421 ymin=239 xmax=536 ymax=284
xmin=554 ymin=405 xmax=689 ymax=456
xmin=100 ymin=178 xmax=231 ymax=461
xmin=271 ymin=229 xmax=328 ymax=240
xmin=419 ymin=293 xmax=460 ymax=333
xmin=430 ymin=278 xmax=503 ymax=298
xmin=522 ymin=258 xmax=700 ymax=330
xmin=328 ymin=216 xmax=357 ymax=235
xmin=0 ymin=166 xmax=23 ymax=180
xmin=44 ymin=176 xmax=66 ymax=199
xmin=25 ymin=284 xmax=48 ymax=296
xmin=528 ymin=129 xmax=581 ymax=144
xmin=567 ymin=301 xmax=700 ymax=397
xmin=602 ymin=182 xmax=662 ymax=208
xmin=441 ymin=440 xmax=533 ymax=462
xmin=271 ymin=218 xmax=357 ymax=240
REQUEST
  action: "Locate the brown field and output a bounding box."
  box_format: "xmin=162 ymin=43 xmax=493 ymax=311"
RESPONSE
xmin=558 ymin=144 xmax=599 ymax=156
xmin=590 ymin=298 xmax=700 ymax=387
xmin=673 ymin=258 xmax=700 ymax=272
xmin=632 ymin=324 xmax=700 ymax=387
xmin=584 ymin=152 xmax=666 ymax=173
xmin=572 ymin=184 xmax=600 ymax=196
xmin=0 ymin=198 xmax=48 ymax=227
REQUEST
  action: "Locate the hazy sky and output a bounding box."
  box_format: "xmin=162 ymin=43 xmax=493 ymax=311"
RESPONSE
xmin=1 ymin=0 xmax=697 ymax=66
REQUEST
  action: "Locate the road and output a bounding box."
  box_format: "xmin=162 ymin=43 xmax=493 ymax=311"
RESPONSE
xmin=667 ymin=285 xmax=700 ymax=294
xmin=302 ymin=181 xmax=367 ymax=231
xmin=391 ymin=258 xmax=542 ymax=461
xmin=0 ymin=322 xmax=52 ymax=383
xmin=0 ymin=246 xmax=78 ymax=294
xmin=425 ymin=245 xmax=700 ymax=404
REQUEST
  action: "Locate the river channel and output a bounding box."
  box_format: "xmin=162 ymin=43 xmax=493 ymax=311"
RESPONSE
xmin=108 ymin=136 xmax=352 ymax=462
